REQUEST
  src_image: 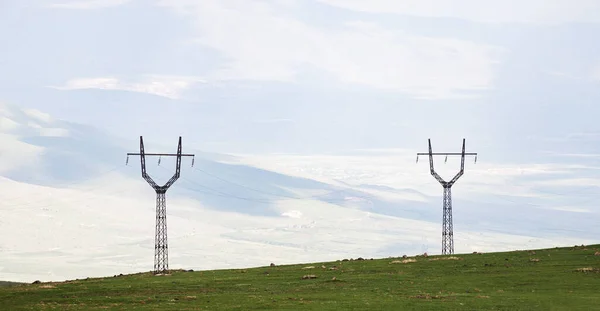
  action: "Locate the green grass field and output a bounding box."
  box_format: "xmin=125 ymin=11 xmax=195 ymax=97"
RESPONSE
xmin=0 ymin=281 xmax=25 ymax=288
xmin=1 ymin=245 xmax=599 ymax=310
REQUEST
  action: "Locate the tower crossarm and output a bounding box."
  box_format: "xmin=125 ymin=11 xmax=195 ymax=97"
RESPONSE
xmin=417 ymin=138 xmax=477 ymax=187
xmin=126 ymin=136 xmax=194 ymax=191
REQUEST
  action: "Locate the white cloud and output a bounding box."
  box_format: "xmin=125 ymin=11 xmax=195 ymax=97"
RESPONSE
xmin=546 ymin=153 xmax=600 ymax=159
xmin=474 ymin=164 xmax=582 ymax=177
xmin=225 ymin=151 xmax=583 ymax=200
xmin=316 ymin=0 xmax=600 ymax=25
xmin=0 ymin=103 xmax=15 ymax=118
xmin=533 ymin=178 xmax=600 ymax=188
xmin=47 ymin=0 xmax=131 ymax=9
xmin=592 ymin=64 xmax=600 ymax=81
xmin=252 ymin=118 xmax=296 ymax=124
xmin=566 ymin=132 xmax=600 ymax=141
xmin=27 ymin=120 xmax=69 ymax=136
xmin=544 ymin=70 xmax=584 ymax=81
xmin=0 ymin=117 xmax=20 ymax=131
xmin=0 ymin=107 xmax=70 ymax=138
xmin=281 ymin=210 xmax=303 ymax=218
xmin=0 ymin=134 xmax=45 ymax=173
xmin=548 ymin=206 xmax=593 ymax=213
xmin=22 ymin=108 xmax=54 ymax=123
xmin=50 ymin=75 xmax=206 ymax=99
xmin=39 ymin=128 xmax=70 ymax=137
xmin=158 ymin=0 xmax=505 ymax=99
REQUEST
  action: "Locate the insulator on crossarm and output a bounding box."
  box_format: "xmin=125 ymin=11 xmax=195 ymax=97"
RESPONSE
xmin=158 ymin=156 xmax=161 ymax=166
xmin=191 ymin=156 xmax=195 ymax=167
xmin=474 ymin=155 xmax=478 ymax=164
xmin=126 ymin=155 xmax=129 ymax=165
xmin=445 ymin=155 xmax=448 ymax=163
xmin=416 ymin=155 xmax=419 ymax=163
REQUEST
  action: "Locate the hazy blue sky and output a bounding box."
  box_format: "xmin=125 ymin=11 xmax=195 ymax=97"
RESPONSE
xmin=1 ymin=0 xmax=600 ymax=158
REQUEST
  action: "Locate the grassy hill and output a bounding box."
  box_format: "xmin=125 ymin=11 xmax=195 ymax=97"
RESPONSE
xmin=1 ymin=245 xmax=599 ymax=310
xmin=0 ymin=281 xmax=25 ymax=288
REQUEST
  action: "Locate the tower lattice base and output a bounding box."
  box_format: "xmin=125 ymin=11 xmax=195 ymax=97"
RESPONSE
xmin=154 ymin=191 xmax=168 ymax=274
xmin=442 ymin=186 xmax=454 ymax=255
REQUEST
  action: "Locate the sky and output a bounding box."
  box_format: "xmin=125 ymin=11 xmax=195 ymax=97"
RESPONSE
xmin=1 ymin=0 xmax=599 ymax=155
xmin=1 ymin=0 xmax=600 ymax=282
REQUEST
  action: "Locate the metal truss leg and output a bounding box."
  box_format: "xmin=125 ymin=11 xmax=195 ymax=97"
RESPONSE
xmin=154 ymin=191 xmax=169 ymax=274
xmin=442 ymin=186 xmax=454 ymax=255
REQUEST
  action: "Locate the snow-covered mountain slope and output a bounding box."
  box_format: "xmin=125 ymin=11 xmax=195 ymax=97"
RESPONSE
xmin=0 ymin=104 xmax=597 ymax=283
xmin=2 ymin=172 xmax=588 ymax=283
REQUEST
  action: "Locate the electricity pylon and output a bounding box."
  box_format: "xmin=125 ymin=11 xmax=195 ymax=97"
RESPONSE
xmin=126 ymin=136 xmax=194 ymax=274
xmin=417 ymin=138 xmax=477 ymax=255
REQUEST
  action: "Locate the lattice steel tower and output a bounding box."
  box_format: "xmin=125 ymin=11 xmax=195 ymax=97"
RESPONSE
xmin=126 ymin=136 xmax=194 ymax=274
xmin=417 ymin=139 xmax=477 ymax=255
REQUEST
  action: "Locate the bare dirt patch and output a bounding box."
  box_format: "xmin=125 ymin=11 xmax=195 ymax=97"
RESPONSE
xmin=429 ymin=256 xmax=463 ymax=261
xmin=391 ymin=259 xmax=417 ymax=264
xmin=410 ymin=293 xmax=453 ymax=300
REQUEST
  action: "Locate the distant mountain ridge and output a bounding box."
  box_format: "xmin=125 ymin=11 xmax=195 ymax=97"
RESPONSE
xmin=0 ymin=103 xmax=427 ymax=218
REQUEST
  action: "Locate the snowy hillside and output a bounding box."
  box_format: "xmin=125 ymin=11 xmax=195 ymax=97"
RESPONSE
xmin=0 ymin=104 xmax=597 ymax=283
